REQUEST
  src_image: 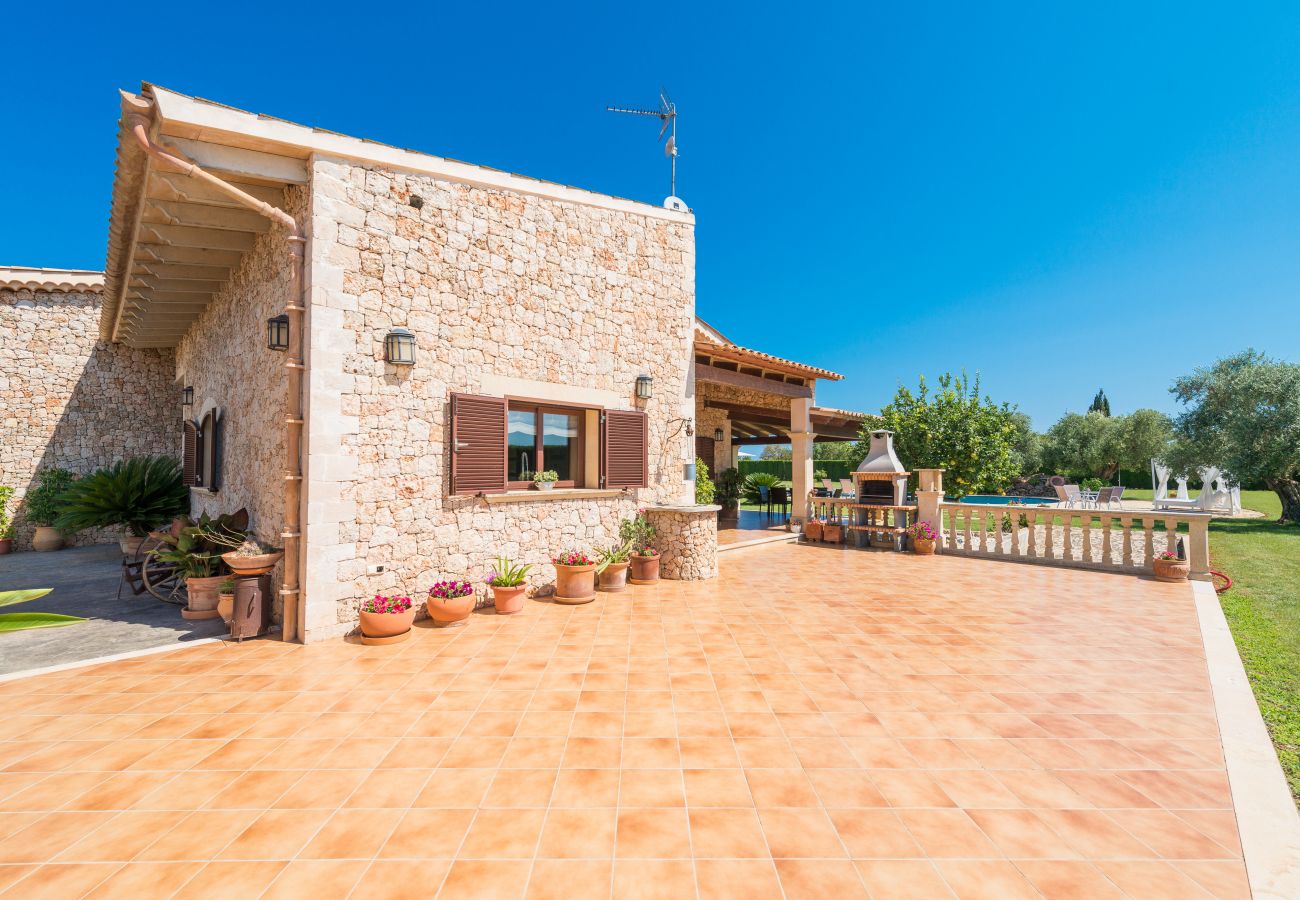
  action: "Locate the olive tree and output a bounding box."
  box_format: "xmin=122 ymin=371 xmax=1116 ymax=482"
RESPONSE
xmin=1043 ymin=409 xmax=1172 ymax=480
xmin=1169 ymin=349 xmax=1300 ymax=523
xmin=860 ymin=372 xmax=1022 ymax=496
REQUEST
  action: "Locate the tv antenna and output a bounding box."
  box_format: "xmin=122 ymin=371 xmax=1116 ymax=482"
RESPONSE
xmin=607 ymin=87 xmax=683 ymax=209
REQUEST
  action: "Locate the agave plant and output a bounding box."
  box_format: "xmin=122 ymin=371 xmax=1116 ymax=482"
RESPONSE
xmin=594 ymin=540 xmax=633 ymax=573
xmin=54 ymin=456 xmax=189 ymax=538
xmin=0 ymin=589 xmax=85 ymax=634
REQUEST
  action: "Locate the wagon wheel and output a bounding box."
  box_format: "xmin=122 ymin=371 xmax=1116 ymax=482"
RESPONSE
xmin=139 ymin=535 xmax=188 ymax=606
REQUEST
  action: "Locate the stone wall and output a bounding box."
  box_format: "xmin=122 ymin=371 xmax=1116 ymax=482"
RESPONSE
xmin=304 ymin=157 xmax=695 ymax=639
xmin=0 ymin=287 xmax=176 ymax=549
xmin=175 ymin=188 xmax=302 ymax=612
xmin=644 ymin=506 xmax=719 ymax=580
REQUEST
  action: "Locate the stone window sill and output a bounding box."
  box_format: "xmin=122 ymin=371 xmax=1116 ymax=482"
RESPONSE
xmin=482 ymin=488 xmax=631 ymax=505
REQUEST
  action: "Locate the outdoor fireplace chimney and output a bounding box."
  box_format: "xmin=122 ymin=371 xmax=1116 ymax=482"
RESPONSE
xmin=856 ymin=430 xmax=906 ymax=474
xmin=853 ymin=430 xmax=910 ymax=508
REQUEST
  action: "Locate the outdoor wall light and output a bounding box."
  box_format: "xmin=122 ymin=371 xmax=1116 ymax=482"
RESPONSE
xmin=635 ymin=374 xmax=653 ymax=400
xmin=713 ymin=427 xmax=724 ymax=443
xmin=384 ymin=327 xmax=417 ymax=365
xmin=182 ymin=386 xmax=194 ymax=407
xmin=266 ymin=314 xmax=290 ymax=351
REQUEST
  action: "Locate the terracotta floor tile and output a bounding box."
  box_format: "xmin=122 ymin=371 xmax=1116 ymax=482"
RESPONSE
xmin=1105 ymin=809 xmax=1238 ymax=859
xmin=1095 ymin=860 xmax=1211 ymax=898
xmin=525 ymin=859 xmax=612 ymax=899
xmin=855 ymin=859 xmax=956 ymax=899
xmin=552 ymin=769 xmax=620 ymax=807
xmin=1014 ymin=860 xmax=1128 ymax=898
xmin=1 ymin=863 xmax=121 ymax=899
xmin=744 ymin=769 xmax=820 ymax=808
xmin=273 ymin=770 xmax=369 ymax=810
xmin=261 ymin=859 xmax=368 ymax=898
xmin=299 ymin=808 xmax=403 ymax=859
xmin=897 ymin=809 xmax=1001 ymax=858
xmin=350 ymin=859 xmax=452 ymax=898
xmin=682 ymin=769 xmax=753 ymax=807
xmin=377 ymin=808 xmax=475 ymax=859
xmin=756 ymin=808 xmax=846 ymax=858
xmin=687 ymin=808 xmax=768 ymax=858
xmin=82 ymin=861 xmax=206 ymax=898
xmin=412 ymin=769 xmax=494 ymax=808
xmin=966 ymin=808 xmax=1078 ymax=859
xmin=0 ymin=811 xmax=119 ymax=863
xmin=538 ymin=808 xmax=616 ymax=858
xmin=483 ymin=769 xmax=558 ymax=809
xmin=619 ymin=770 xmax=685 ymax=808
xmin=828 ymin=809 xmax=923 ymax=859
xmin=437 ymin=859 xmax=531 ymax=900
xmin=459 ymin=808 xmax=546 ymax=859
xmin=55 ymin=810 xmax=189 ymax=862
xmin=612 ymin=859 xmax=695 ymax=899
xmin=217 ymin=808 xmax=327 ymax=860
xmin=1175 ymin=860 xmax=1251 ymax=899
xmin=935 ymin=859 xmax=1042 ymax=899
xmin=171 ymin=860 xmax=287 ymax=898
xmin=615 ymin=808 xmax=691 ymax=858
xmin=774 ymin=859 xmax=869 ymax=899
xmin=870 ymin=770 xmax=959 ymax=808
xmin=562 ymin=738 xmax=622 ymax=769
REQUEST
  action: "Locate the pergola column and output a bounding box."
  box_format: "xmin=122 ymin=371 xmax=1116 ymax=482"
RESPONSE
xmin=790 ymin=397 xmax=815 ymax=524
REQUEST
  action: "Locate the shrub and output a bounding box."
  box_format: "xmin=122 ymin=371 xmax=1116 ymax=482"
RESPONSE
xmin=25 ymin=468 xmax=77 ymax=527
xmin=54 ymin=457 xmax=188 ymax=537
xmin=742 ymin=472 xmax=783 ymax=505
xmin=695 ymin=457 xmax=716 ymax=505
xmin=0 ymin=486 xmax=13 ymax=539
xmin=1081 ymin=477 xmax=1106 ymax=492
xmin=814 ymin=468 xmax=829 ymax=481
xmin=715 ymin=468 xmax=744 ymax=507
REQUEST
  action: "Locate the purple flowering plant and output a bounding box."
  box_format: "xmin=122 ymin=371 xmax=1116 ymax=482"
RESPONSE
xmin=428 ymin=580 xmax=474 ymax=599
xmin=361 ymin=595 xmax=413 ymax=614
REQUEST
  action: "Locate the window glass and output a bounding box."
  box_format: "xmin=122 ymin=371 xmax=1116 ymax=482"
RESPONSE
xmin=543 ymin=412 xmax=580 ymax=483
xmin=507 ymin=409 xmax=536 ymax=483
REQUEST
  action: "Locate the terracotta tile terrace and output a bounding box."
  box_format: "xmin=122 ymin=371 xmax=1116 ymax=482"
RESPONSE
xmin=0 ymin=543 xmax=1248 ymax=898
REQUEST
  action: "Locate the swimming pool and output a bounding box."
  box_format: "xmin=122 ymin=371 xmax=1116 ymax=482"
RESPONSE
xmin=957 ymin=495 xmax=1058 ymax=506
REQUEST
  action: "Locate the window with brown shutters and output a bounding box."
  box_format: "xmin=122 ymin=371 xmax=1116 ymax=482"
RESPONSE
xmin=182 ymin=419 xmax=201 ymax=488
xmin=451 ymin=393 xmax=507 ymax=495
xmin=602 ymin=409 xmax=648 ymax=488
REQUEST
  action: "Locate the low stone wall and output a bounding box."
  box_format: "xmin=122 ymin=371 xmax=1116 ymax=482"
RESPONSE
xmin=645 ymin=505 xmax=720 ymax=580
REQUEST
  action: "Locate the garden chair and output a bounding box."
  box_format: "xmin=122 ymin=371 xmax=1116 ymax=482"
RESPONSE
xmin=1094 ymin=487 xmax=1122 ymax=510
xmin=758 ymin=485 xmax=770 ymax=513
xmin=770 ymin=486 xmax=790 ymax=518
xmin=838 ymin=478 xmax=856 ymax=498
xmin=821 ymin=478 xmax=839 ymax=496
xmin=1053 ymin=484 xmax=1083 ymax=508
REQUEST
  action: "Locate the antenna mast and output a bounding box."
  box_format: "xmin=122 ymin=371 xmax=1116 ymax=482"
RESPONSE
xmin=607 ymin=88 xmax=683 ymax=208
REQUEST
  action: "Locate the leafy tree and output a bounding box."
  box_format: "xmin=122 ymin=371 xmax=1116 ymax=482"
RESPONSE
xmin=1042 ymin=409 xmax=1172 ymax=480
xmin=815 ymin=441 xmax=859 ymax=462
xmin=759 ymin=445 xmax=792 ymax=461
xmin=1009 ymin=412 xmax=1043 ymax=476
xmin=1088 ymin=389 xmax=1111 ymax=416
xmin=1168 ymin=349 xmax=1300 ymax=523
xmin=861 ymin=372 xmax=1021 ymax=497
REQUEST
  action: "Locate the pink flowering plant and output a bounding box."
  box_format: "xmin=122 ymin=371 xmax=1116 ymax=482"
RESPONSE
xmin=552 ymin=550 xmax=595 ymax=567
xmin=428 ymin=580 xmax=474 ymax=599
xmin=907 ymin=520 xmax=938 ymax=542
xmin=361 ymin=595 xmax=413 ymax=615
xmin=1155 ymin=550 xmax=1182 ymax=561
xmin=619 ymin=512 xmax=657 ymax=555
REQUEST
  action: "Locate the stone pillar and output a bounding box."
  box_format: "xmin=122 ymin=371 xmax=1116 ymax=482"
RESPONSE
xmin=1187 ymin=514 xmax=1212 ymax=581
xmin=915 ymin=468 xmax=945 ymax=552
xmin=789 ymin=397 xmax=815 ymax=524
xmin=643 ymin=505 xmax=720 ymax=579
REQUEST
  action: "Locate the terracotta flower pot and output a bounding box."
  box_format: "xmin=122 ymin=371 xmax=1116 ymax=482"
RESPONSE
xmin=492 ymin=585 xmax=527 ymax=615
xmin=182 ymin=575 xmax=225 ymax=620
xmin=1153 ymin=558 xmax=1190 ymax=583
xmin=629 ymin=553 xmax=660 ymax=585
xmin=0 ymin=538 xmax=11 ymax=555
xmin=360 ymin=606 xmax=416 ymax=639
xmin=913 ymin=538 xmax=936 ymax=555
xmin=598 ymin=562 xmax=630 ymax=592
xmin=217 ymin=591 xmax=235 ymax=625
xmin=426 ymin=589 xmax=475 ymax=627
xmin=32 ymin=526 xmax=64 ymax=552
xmin=803 ymin=520 xmax=823 ymax=542
xmin=554 ymin=563 xmax=597 ymax=604
xmin=120 ymin=534 xmax=146 ymax=556
xmin=222 ymin=549 xmax=284 ymax=576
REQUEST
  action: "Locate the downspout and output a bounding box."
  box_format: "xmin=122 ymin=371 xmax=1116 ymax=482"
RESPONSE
xmin=121 ymin=91 xmax=306 ymax=643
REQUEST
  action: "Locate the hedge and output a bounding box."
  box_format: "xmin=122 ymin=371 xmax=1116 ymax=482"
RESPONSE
xmin=736 ymin=460 xmax=855 ymax=482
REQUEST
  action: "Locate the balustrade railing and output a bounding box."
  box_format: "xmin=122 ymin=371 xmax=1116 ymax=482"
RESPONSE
xmin=933 ymin=502 xmax=1211 ymax=580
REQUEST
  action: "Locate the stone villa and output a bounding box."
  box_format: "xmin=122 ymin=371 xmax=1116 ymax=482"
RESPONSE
xmin=1 ymin=84 xmax=862 ymax=642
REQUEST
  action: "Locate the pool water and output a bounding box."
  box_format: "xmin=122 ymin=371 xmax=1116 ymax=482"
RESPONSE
xmin=957 ymin=495 xmax=1058 ymax=506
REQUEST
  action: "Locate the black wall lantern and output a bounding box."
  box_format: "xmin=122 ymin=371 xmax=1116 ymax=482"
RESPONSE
xmin=385 ymin=327 xmax=417 ymax=365
xmin=713 ymin=427 xmax=724 ymax=443
xmin=181 ymin=386 xmax=194 ymax=407
xmin=635 ymin=374 xmax=653 ymax=400
xmin=266 ymin=314 xmax=290 ymax=351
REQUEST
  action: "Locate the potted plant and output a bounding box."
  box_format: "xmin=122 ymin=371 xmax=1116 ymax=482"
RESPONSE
xmin=553 ymin=550 xmax=597 ymax=603
xmin=218 ymin=539 xmax=284 ymax=576
xmin=359 ymin=594 xmax=416 ymax=643
xmin=53 ymin=456 xmax=188 ymax=554
xmin=908 ymin=520 xmax=938 ymax=555
xmin=822 ymin=516 xmax=844 ymax=544
xmin=0 ymin=486 xmax=14 ymax=555
xmin=26 ymin=468 xmax=77 ymax=552
xmin=426 ymin=579 xmax=475 ymax=626
xmin=596 ymin=541 xmax=633 ymax=592
xmin=1152 ymin=550 xmax=1190 ymax=582
xmin=485 ymin=556 xmax=531 ymax=615
xmin=803 ymin=517 xmax=824 ymax=542
xmin=533 ymin=470 xmax=559 ymax=491
xmin=621 ymin=512 xmax=660 ymax=584
xmin=715 ymin=468 xmax=743 ymax=520
xmin=153 ymin=519 xmax=238 ymax=619
xmin=217 ymin=578 xmax=236 ymax=625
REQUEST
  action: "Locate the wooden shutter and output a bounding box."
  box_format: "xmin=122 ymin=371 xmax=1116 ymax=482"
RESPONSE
xmin=182 ymin=420 xmax=200 ymax=487
xmin=451 ymin=393 xmax=507 ymax=495
xmin=204 ymin=410 xmax=224 ymax=493
xmin=602 ymin=409 xmax=648 ymax=488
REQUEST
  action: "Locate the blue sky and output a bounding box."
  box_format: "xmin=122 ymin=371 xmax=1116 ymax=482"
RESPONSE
xmin=5 ymin=2 xmax=1299 ymax=428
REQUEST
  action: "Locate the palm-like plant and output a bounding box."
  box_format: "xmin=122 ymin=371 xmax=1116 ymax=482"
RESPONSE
xmin=0 ymin=589 xmax=85 ymax=634
xmin=54 ymin=456 xmax=189 ymax=538
xmin=741 ymin=472 xmax=784 ymax=505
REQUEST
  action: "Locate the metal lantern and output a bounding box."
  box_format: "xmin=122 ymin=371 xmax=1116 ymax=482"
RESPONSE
xmin=182 ymin=386 xmax=194 ymax=407
xmin=266 ymin=314 xmax=290 ymax=351
xmin=713 ymin=427 xmax=724 ymax=443
xmin=384 ymin=327 xmax=417 ymax=365
xmin=635 ymin=374 xmax=653 ymax=399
